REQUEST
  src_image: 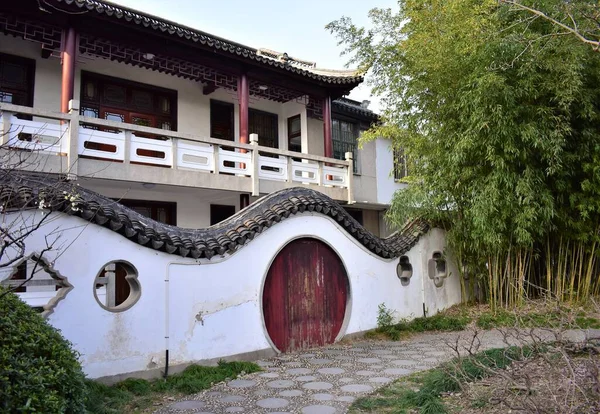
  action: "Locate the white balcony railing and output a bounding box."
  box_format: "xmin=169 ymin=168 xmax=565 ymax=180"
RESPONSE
xmin=0 ymin=102 xmax=354 ymax=202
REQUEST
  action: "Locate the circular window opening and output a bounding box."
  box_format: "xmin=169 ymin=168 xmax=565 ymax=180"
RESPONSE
xmin=93 ymin=261 xmax=141 ymax=312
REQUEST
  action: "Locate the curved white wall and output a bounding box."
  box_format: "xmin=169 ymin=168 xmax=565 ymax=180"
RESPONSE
xmin=3 ymin=210 xmax=461 ymax=380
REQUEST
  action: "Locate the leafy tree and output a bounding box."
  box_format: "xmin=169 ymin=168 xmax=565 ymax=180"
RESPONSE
xmin=328 ymin=0 xmax=600 ymax=305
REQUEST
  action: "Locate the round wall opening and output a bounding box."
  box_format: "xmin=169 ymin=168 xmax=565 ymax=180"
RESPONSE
xmin=93 ymin=261 xmax=141 ymax=312
xmin=262 ymin=238 xmax=349 ymax=352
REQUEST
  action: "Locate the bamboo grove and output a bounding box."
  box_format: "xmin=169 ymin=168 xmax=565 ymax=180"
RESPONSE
xmin=328 ymin=0 xmax=600 ymax=307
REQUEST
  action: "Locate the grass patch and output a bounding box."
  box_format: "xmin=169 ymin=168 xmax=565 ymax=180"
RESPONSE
xmin=369 ymin=304 xmax=470 ymax=340
xmin=350 ymin=346 xmax=530 ymax=413
xmin=85 ymin=360 xmax=260 ymax=414
xmin=369 ymin=300 xmax=600 ymax=340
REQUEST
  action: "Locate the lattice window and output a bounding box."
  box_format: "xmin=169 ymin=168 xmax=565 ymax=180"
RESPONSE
xmin=332 ymin=118 xmax=358 ymax=173
xmin=250 ymin=109 xmax=278 ymax=148
xmin=394 ymin=148 xmax=409 ymax=180
xmin=287 ymin=115 xmax=301 ymax=152
xmin=0 ymin=53 xmax=35 ymax=107
xmin=210 ymin=100 xmax=234 ymax=141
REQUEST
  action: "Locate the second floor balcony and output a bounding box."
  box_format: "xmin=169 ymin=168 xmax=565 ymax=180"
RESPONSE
xmin=0 ymin=102 xmax=354 ymax=202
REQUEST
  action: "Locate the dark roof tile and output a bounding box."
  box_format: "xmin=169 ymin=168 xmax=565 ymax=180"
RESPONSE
xmin=0 ymin=173 xmax=429 ymax=260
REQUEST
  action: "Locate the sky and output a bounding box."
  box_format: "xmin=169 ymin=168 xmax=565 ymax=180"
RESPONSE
xmin=110 ymin=0 xmax=398 ymax=113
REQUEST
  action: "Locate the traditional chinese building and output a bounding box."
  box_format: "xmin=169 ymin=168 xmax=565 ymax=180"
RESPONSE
xmin=0 ymin=0 xmax=460 ymax=382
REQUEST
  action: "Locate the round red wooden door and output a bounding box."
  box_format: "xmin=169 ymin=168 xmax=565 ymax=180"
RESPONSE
xmin=263 ymin=238 xmax=349 ymax=352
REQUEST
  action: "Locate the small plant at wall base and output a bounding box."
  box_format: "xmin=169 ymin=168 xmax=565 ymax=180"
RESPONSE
xmin=0 ymin=288 xmax=87 ymax=413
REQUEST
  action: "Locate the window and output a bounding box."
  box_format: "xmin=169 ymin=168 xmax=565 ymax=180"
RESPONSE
xmin=117 ymin=199 xmax=177 ymax=225
xmin=0 ymin=53 xmax=35 ymax=107
xmin=80 ymin=71 xmax=177 ymax=132
xmin=210 ymin=100 xmax=234 ymax=141
xmin=287 ymin=115 xmax=301 ymax=152
xmin=250 ymin=108 xmax=278 ymax=148
xmin=94 ymin=261 xmax=141 ymax=312
xmin=344 ymin=208 xmax=363 ymax=225
xmin=210 ymin=204 xmax=236 ymax=225
xmin=394 ymin=148 xmax=409 ymax=180
xmin=332 ymin=118 xmax=358 ymax=173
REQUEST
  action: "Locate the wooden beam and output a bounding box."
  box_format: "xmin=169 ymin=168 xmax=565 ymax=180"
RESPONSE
xmin=203 ymin=82 xmax=218 ymax=95
xmin=323 ymin=95 xmax=333 ymax=158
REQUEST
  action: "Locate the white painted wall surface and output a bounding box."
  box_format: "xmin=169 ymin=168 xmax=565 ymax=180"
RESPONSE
xmin=4 ymin=208 xmax=461 ymax=380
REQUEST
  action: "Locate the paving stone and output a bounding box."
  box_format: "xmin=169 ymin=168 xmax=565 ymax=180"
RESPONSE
xmin=423 ymin=357 xmax=440 ymax=362
xmin=391 ymin=359 xmax=415 ymax=366
xmin=370 ymin=365 xmax=384 ymax=369
xmin=369 ymin=377 xmax=392 ymax=383
xmin=357 ymin=357 xmax=382 ymax=364
xmin=312 ymin=393 xmax=336 ymax=401
xmin=301 ymin=353 xmax=316 ymax=358
xmin=303 ymin=381 xmax=334 ymax=390
xmin=337 ymin=395 xmax=356 ymax=402
xmin=380 ymin=354 xmax=399 ymax=359
xmin=169 ymin=400 xmax=206 ymax=410
xmin=383 ymin=368 xmax=413 ymax=375
xmin=205 ymin=391 xmax=222 ymax=397
xmin=267 ymin=380 xmax=296 ymax=388
xmin=301 ymin=405 xmax=337 ymax=414
xmin=333 ymin=355 xmax=353 ymax=361
xmin=348 ymin=348 xmax=365 ymax=352
xmin=259 ymin=372 xmax=280 ymax=378
xmin=372 ymin=349 xmax=394 ymax=355
xmin=340 ymin=384 xmax=374 ymax=393
xmin=308 ymin=358 xmax=332 ymax=364
xmin=220 ymin=395 xmax=246 ymax=403
xmin=286 ymin=368 xmax=312 ymax=375
xmin=355 ymin=370 xmax=376 ymax=376
xmin=297 ymin=375 xmax=318 ymax=382
xmin=283 ymin=361 xmax=303 ymax=367
xmin=279 ymin=389 xmax=303 ymax=397
xmin=224 ymin=408 xmax=245 ymax=413
xmin=256 ymin=398 xmax=290 ymax=408
xmin=317 ymin=367 xmax=345 ymax=375
xmin=227 ymin=379 xmax=256 ymax=388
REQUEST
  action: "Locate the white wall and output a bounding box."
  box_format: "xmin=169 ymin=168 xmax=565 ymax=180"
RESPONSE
xmin=4 ymin=209 xmax=461 ymax=380
xmin=78 ymin=180 xmax=241 ymax=229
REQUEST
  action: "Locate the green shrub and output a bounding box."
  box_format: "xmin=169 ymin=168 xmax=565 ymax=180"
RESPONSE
xmin=0 ymin=288 xmax=87 ymax=413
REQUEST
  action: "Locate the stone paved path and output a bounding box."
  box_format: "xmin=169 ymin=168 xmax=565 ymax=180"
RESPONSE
xmin=154 ymin=329 xmax=593 ymax=414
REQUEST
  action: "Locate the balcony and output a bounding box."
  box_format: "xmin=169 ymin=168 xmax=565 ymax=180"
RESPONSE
xmin=0 ymin=102 xmax=353 ymax=202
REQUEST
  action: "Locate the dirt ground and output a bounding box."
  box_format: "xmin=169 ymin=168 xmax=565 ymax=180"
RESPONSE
xmin=443 ymin=352 xmax=600 ymax=413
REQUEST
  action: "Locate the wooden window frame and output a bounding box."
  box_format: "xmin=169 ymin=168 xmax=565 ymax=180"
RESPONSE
xmin=332 ymin=117 xmax=359 ymax=173
xmin=210 ymin=100 xmax=235 ymax=141
xmin=249 ymin=108 xmax=279 ymax=148
xmin=80 ymin=71 xmax=178 ymax=131
xmin=287 ymin=114 xmax=301 ymax=153
xmin=116 ymin=199 xmax=177 ymax=226
xmin=0 ymin=52 xmax=36 ymax=108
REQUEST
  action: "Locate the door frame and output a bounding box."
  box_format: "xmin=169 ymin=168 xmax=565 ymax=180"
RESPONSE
xmin=259 ymin=235 xmax=353 ymax=353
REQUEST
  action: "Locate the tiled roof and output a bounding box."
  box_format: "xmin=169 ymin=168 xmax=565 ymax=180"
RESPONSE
xmin=333 ymin=97 xmax=379 ymax=120
xmin=54 ymin=0 xmax=364 ymax=86
xmin=0 ymin=174 xmax=428 ymax=260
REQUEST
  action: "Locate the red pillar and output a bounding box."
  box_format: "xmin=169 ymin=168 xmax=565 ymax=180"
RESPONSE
xmin=238 ymin=73 xmax=249 ymax=144
xmin=322 ymin=95 xmax=333 ymax=158
xmin=61 ymin=28 xmax=77 ymax=113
